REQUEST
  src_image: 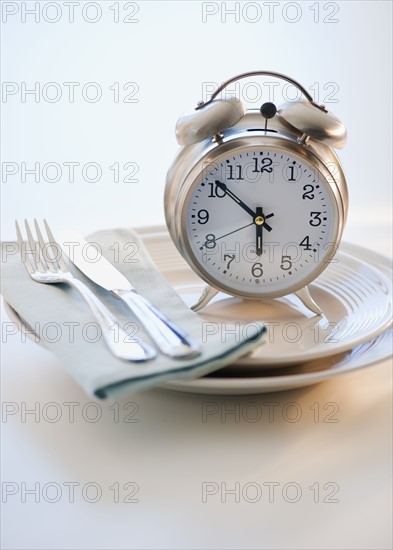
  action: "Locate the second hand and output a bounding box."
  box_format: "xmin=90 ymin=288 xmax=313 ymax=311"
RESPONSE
xmin=200 ymin=222 xmax=254 ymax=249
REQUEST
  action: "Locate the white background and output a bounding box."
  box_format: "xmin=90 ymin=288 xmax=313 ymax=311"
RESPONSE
xmin=1 ymin=2 xmax=392 ymax=549
xmin=1 ymin=0 xmax=392 ymax=246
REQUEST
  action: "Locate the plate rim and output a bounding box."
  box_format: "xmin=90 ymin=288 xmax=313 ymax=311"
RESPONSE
xmin=138 ymin=225 xmax=393 ymax=366
xmin=3 ymin=226 xmax=392 ymax=395
xmin=4 ymin=297 xmax=391 ymax=394
xmin=162 ymin=329 xmax=392 ymax=392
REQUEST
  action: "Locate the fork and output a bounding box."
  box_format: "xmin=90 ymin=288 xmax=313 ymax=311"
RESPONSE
xmin=16 ymin=219 xmax=156 ymax=362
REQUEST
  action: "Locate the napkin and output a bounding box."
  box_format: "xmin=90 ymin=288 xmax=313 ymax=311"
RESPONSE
xmin=1 ymin=228 xmax=266 ymax=399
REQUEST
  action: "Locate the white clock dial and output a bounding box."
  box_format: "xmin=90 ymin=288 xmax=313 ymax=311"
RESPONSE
xmin=185 ymin=147 xmax=339 ymax=297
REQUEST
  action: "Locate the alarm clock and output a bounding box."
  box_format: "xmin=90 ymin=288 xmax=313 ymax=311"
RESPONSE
xmin=164 ymin=71 xmax=348 ymax=315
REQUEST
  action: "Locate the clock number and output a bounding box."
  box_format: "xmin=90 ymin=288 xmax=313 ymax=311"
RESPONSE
xmin=251 ymin=263 xmax=263 ymax=277
xmin=208 ymin=182 xmax=226 ymax=198
xmin=287 ymin=166 xmax=296 ymax=181
xmin=223 ymin=254 xmax=235 ymax=270
xmin=302 ymin=184 xmax=315 ymax=200
xmin=280 ymin=255 xmax=292 ymax=270
xmin=227 ymin=164 xmax=244 ymax=180
xmin=309 ymin=211 xmax=322 ymax=226
xmin=204 ymin=234 xmax=217 ymax=249
xmin=253 ymin=157 xmax=273 ymax=173
xmin=197 ymin=209 xmax=209 ymax=224
xmin=299 ymin=236 xmax=312 ymax=250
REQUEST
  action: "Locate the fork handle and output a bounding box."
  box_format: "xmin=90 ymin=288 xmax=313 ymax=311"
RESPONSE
xmin=113 ymin=289 xmax=200 ymax=359
xmin=69 ymin=278 xmax=156 ymax=362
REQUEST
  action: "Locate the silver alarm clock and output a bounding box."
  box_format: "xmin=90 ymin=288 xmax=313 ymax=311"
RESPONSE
xmin=164 ymin=71 xmax=348 ymax=315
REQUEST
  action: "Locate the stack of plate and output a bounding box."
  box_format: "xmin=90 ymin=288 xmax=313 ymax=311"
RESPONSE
xmin=137 ymin=226 xmax=393 ymax=395
xmin=5 ymin=226 xmax=392 ymax=396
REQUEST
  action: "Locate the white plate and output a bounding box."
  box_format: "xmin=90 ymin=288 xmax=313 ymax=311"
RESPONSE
xmin=137 ymin=226 xmax=392 ymax=367
xmin=5 ymin=298 xmax=392 ymax=395
xmin=162 ymin=326 xmax=392 ymax=394
xmin=4 ymin=229 xmax=392 ymax=395
xmin=161 ymin=241 xmax=392 ymax=394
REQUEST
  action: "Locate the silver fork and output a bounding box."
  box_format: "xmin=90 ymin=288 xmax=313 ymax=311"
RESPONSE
xmin=16 ymin=219 xmax=156 ymax=362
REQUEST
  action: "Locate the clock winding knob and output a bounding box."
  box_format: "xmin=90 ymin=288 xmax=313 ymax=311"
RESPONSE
xmin=260 ymin=102 xmax=277 ymax=132
xmin=260 ymin=102 xmax=277 ymax=119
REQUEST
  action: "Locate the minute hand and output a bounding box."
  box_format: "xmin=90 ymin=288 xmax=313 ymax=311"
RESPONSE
xmin=215 ymin=180 xmax=273 ymax=232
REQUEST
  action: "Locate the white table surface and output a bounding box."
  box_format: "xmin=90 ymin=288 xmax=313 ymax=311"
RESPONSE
xmin=1 ymin=1 xmax=392 ymax=548
xmin=1 ymin=223 xmax=392 ymax=550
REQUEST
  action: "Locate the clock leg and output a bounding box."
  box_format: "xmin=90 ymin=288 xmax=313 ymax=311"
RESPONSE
xmin=295 ymin=286 xmax=323 ymax=316
xmin=191 ymin=284 xmax=219 ymax=312
xmin=191 ymin=284 xmax=323 ymax=315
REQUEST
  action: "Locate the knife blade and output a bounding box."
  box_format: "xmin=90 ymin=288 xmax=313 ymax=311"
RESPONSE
xmin=61 ymin=231 xmax=200 ymax=359
xmin=61 ymin=231 xmax=134 ymax=291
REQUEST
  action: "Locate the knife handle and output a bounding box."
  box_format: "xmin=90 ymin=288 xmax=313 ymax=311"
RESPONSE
xmin=69 ymin=278 xmax=156 ymax=362
xmin=113 ymin=289 xmax=201 ymax=359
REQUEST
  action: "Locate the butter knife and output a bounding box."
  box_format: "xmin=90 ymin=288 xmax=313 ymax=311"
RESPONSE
xmin=62 ymin=232 xmax=200 ymax=359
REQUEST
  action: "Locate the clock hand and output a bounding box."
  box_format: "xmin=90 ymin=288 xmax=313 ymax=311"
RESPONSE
xmin=201 ymin=222 xmax=254 ymax=249
xmin=257 ymin=212 xmax=274 ymax=232
xmin=215 ymin=180 xmax=255 ymax=218
xmin=255 ymin=207 xmax=263 ymax=256
xmin=215 ymin=180 xmax=273 ymax=232
xmin=255 ymin=210 xmax=275 ymax=255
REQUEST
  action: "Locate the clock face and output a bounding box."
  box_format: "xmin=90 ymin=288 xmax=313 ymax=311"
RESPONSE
xmin=184 ymin=147 xmax=339 ymax=297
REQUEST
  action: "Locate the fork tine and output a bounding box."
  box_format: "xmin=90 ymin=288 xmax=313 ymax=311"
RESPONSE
xmin=43 ymin=219 xmax=68 ymax=272
xmin=15 ymin=220 xmax=23 ymax=250
xmin=15 ymin=220 xmax=34 ymax=275
xmin=24 ymin=219 xmax=46 ymax=272
xmin=34 ymin=219 xmax=57 ymax=273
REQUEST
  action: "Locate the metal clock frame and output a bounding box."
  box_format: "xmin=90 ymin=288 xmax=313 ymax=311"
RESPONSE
xmin=165 ymin=114 xmax=347 ymax=302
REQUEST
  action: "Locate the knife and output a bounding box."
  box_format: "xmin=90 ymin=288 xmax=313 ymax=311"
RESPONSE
xmin=61 ymin=232 xmax=200 ymax=359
